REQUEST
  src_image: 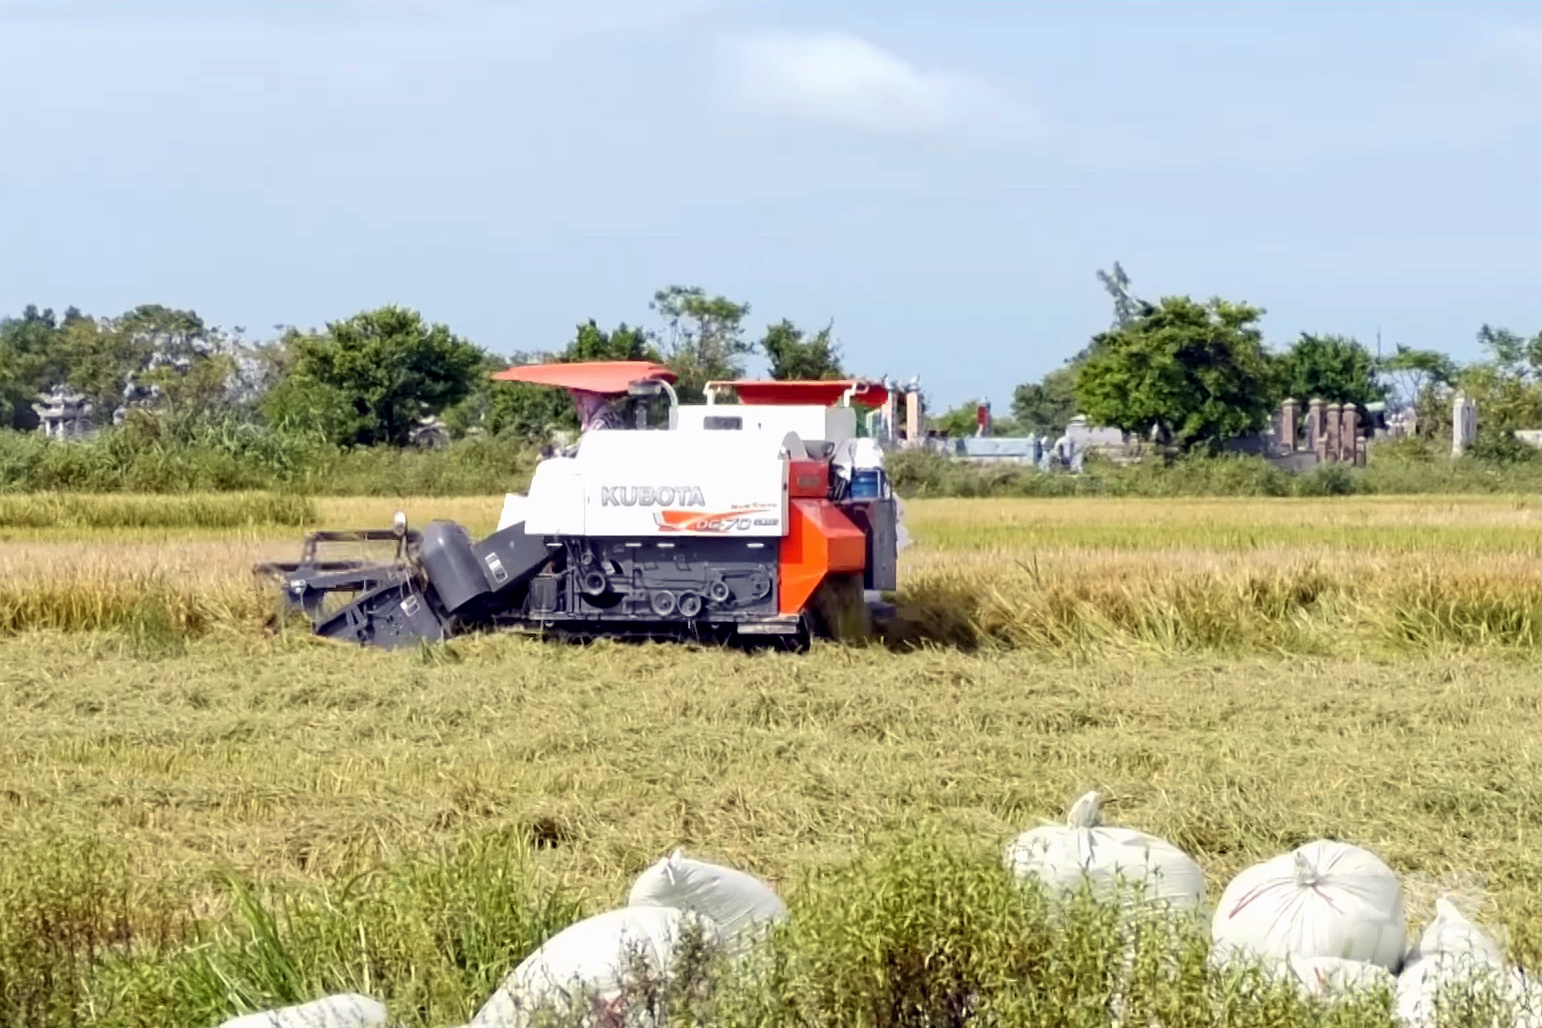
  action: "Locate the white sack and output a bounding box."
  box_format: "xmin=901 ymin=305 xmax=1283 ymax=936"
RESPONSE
xmin=1395 ymin=896 xmax=1511 ymax=1028
xmin=1003 ymin=790 xmax=1206 ymax=914
xmin=1508 ymin=969 xmax=1542 ymax=1028
xmin=1210 ymin=839 xmax=1406 ymax=971
xmin=627 ymin=848 xmax=787 ymax=950
xmin=218 ymin=993 xmax=391 ymax=1028
xmin=1283 ymin=954 xmax=1396 ymax=1001
xmin=467 ymin=905 xmax=720 ymax=1028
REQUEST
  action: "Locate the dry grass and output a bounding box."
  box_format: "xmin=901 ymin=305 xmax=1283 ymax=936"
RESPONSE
xmin=0 ymin=491 xmax=315 ymax=531
xmin=8 ymin=494 xmax=1542 ymax=657
xmin=3 ymin=493 xmax=1542 ymax=1024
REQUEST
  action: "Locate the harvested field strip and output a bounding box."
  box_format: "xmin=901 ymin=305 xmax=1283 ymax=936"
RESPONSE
xmin=2 ymin=631 xmax=1541 ymax=1025
xmin=4 ymin=492 xmax=1542 ymax=1025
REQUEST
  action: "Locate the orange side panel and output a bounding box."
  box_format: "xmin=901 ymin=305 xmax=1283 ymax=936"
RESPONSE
xmin=778 ymin=499 xmax=868 ymax=615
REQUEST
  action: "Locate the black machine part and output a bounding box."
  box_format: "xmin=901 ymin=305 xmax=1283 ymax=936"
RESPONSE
xmin=259 ymin=497 xmax=897 ymax=650
xmin=839 ymin=497 xmax=898 ymax=593
xmin=254 ymin=526 xmax=450 ymax=651
xmin=418 ymin=519 xmax=552 ymax=615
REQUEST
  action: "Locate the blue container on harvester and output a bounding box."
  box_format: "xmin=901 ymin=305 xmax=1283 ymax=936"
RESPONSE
xmin=849 ymin=468 xmax=883 ymax=499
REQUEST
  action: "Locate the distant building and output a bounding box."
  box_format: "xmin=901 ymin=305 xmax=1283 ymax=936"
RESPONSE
xmin=32 ymin=386 xmax=96 ymax=441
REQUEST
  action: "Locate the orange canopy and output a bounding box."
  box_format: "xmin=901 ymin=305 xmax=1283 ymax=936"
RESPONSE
xmin=711 ymin=379 xmax=890 ymax=408
xmin=491 ymin=360 xmax=677 ymax=395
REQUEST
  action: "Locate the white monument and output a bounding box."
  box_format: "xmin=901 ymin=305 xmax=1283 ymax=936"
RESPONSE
xmin=1452 ymin=391 xmax=1477 ymax=457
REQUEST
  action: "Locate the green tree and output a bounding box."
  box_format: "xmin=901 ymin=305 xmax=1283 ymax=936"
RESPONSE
xmin=760 ymin=318 xmax=844 ymax=380
xmin=446 ymin=320 xmax=668 ymax=441
xmin=1072 ymin=295 xmax=1276 ymax=450
xmin=1010 ymin=365 xmax=1078 ymax=436
xmin=1381 ymin=344 xmax=1459 ymax=414
xmin=929 ymin=399 xmax=992 ymax=438
xmin=1003 ymin=263 xmax=1148 ymax=441
xmin=1276 ymin=333 xmax=1387 ymax=408
xmin=56 ymin=313 xmax=152 ymax=417
xmin=262 ymin=306 xmax=486 ymax=447
xmin=1095 ymin=260 xmax=1154 ymax=329
xmin=1417 ymin=325 xmax=1542 ymax=456
xmin=648 ymin=285 xmax=752 ymax=402
xmin=118 ymin=305 xmax=251 ymax=434
xmin=563 ymin=319 xmax=660 ymax=364
xmin=0 ymin=305 xmax=74 ymax=429
xmin=1475 ymin=324 xmax=1542 ymax=382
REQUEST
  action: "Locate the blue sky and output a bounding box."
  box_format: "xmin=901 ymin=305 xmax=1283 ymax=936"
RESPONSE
xmin=2 ymin=0 xmax=1540 ymax=411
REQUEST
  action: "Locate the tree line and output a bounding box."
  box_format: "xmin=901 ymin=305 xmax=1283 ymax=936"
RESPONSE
xmin=3 ymin=267 xmax=1536 ymax=461
xmin=944 ymin=263 xmax=1536 ymax=462
xmin=0 ymin=286 xmax=846 ymax=449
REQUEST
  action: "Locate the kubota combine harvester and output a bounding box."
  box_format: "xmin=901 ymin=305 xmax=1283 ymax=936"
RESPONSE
xmin=254 ymin=360 xmax=904 ymax=651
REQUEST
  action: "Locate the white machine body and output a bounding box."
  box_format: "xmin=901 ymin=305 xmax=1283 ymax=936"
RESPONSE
xmin=520 ymin=428 xmax=793 ymax=538
xmin=670 ymin=402 xmax=857 ymax=446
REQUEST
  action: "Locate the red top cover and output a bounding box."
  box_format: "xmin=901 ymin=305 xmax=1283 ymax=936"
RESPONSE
xmin=714 ymin=379 xmax=890 ymax=408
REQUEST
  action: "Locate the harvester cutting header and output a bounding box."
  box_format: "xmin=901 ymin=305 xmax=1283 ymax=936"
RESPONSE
xmin=255 ymin=360 xmax=904 ymax=651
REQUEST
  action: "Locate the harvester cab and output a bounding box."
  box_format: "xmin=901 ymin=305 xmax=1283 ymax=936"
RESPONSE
xmin=254 ymin=361 xmax=901 ymax=651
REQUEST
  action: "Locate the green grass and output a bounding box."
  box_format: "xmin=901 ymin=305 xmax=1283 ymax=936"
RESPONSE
xmin=0 ymin=419 xmax=1538 ymax=500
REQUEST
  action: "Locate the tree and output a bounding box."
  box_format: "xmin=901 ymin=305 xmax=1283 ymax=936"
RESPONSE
xmin=444 ymin=319 xmax=669 ymax=441
xmin=929 ymin=399 xmax=1005 ymax=438
xmin=262 ymin=306 xmax=486 ymax=447
xmin=1002 ymin=263 xmax=1149 ymax=440
xmin=1381 ymin=344 xmax=1459 ymax=413
xmin=562 ymin=318 xmax=662 ymax=364
xmin=0 ymin=305 xmax=71 ymax=429
xmin=648 ymin=286 xmax=752 ymax=402
xmin=760 ymin=318 xmax=844 ymax=381
xmin=1072 ymin=295 xmax=1276 ymax=450
xmin=1475 ymin=324 xmax=1542 ymax=383
xmin=1011 ymin=365 xmax=1079 ymax=436
xmin=1276 ymin=333 xmax=1387 ymax=408
xmin=1095 ymin=261 xmax=1154 ymax=330
xmin=55 ymin=313 xmax=154 ymax=418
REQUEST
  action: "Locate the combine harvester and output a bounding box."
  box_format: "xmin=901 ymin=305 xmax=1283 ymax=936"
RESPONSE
xmin=255 ymin=360 xmax=904 ymax=652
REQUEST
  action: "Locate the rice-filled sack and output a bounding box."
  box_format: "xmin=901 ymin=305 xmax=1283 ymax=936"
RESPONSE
xmin=1003 ymin=790 xmax=1206 ymax=915
xmin=1395 ymin=896 xmax=1511 ymax=1028
xmin=627 ymin=848 xmax=787 ymax=950
xmin=1508 ymin=968 xmax=1542 ymax=1028
xmin=466 ymin=905 xmax=720 ymax=1028
xmin=1210 ymin=839 xmax=1406 ymax=972
xmin=219 ymin=994 xmax=391 ymax=1028
xmin=1282 ymin=954 xmax=1396 ymax=1001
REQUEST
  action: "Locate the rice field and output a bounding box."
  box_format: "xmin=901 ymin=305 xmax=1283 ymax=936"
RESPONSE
xmin=4 ymin=491 xmax=1542 ymax=1026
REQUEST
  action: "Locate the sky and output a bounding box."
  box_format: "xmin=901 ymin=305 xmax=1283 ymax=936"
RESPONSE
xmin=2 ymin=0 xmax=1541 ymax=412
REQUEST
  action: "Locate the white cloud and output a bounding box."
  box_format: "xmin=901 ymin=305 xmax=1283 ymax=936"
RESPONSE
xmin=718 ymin=30 xmax=1005 ymax=136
